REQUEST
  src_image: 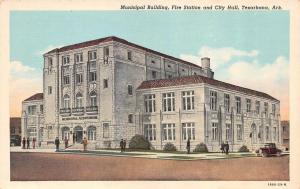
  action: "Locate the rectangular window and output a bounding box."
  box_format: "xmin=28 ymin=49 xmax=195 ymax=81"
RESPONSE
xmin=182 ymin=123 xmax=195 ymax=140
xmin=255 ymin=101 xmax=260 ymax=114
xmin=90 ymin=95 xmax=97 ymax=107
xmin=28 ymin=105 xmax=37 ymax=115
xmin=27 ymin=127 xmax=37 ymax=139
xmin=128 ymin=114 xmax=133 ymax=123
xmin=182 ymin=91 xmax=195 ymax=111
xmin=62 ymin=56 xmax=70 ymax=65
xmin=237 ymin=124 xmax=243 ymax=140
xmin=48 ymin=57 xmax=53 ymax=67
xmin=103 ymin=123 xmax=109 ymax=138
xmin=128 ymin=85 xmax=133 ymax=95
xmin=127 ymin=51 xmax=132 ymax=61
xmin=224 ymin=94 xmax=230 ymax=112
xmin=273 ymin=127 xmax=277 ymax=141
xmin=265 ymin=126 xmax=270 ymax=141
xmin=104 ymin=47 xmax=109 ymax=56
xmin=103 ymin=79 xmax=108 ymax=88
xmin=212 ymin=123 xmax=218 ymax=141
xmin=63 ymin=75 xmax=70 ymax=85
xmin=246 ymin=99 xmax=251 ymax=112
xmin=144 ymin=124 xmax=156 ymax=141
xmin=88 ymin=51 xmax=97 ymax=61
xmin=210 ymin=91 xmax=217 ymax=110
xmin=48 ymin=86 xmax=52 ymax=95
xmin=272 ymin=104 xmax=276 ymax=114
xmin=75 ymin=53 xmax=83 ymax=63
xmin=89 ymin=71 xmax=97 ymax=82
xmin=152 ymin=70 xmax=157 ymax=79
xmin=76 ymin=73 xmax=83 ymax=84
xmin=40 ymin=105 xmax=44 ymax=114
xmin=163 ymin=92 xmax=175 ymax=112
xmin=236 ymin=96 xmax=241 ymax=114
xmin=226 ymin=124 xmax=231 ymax=141
xmin=162 ymin=123 xmax=175 ymax=141
xmin=63 ymin=98 xmax=70 ymax=109
xmin=264 ymin=102 xmax=269 ymax=115
xmin=144 ymin=94 xmax=156 ymax=113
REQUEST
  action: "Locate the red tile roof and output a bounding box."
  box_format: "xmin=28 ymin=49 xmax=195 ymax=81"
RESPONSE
xmin=137 ymin=75 xmax=279 ymax=101
xmin=24 ymin=93 xmax=43 ymax=102
xmin=45 ymin=36 xmax=201 ymax=68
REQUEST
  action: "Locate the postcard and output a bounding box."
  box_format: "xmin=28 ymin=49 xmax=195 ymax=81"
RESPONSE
xmin=0 ymin=0 xmax=300 ymax=189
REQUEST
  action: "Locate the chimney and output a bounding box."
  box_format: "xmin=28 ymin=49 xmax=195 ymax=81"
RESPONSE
xmin=201 ymin=57 xmax=210 ymax=70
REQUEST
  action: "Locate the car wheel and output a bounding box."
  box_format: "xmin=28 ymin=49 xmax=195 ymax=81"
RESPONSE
xmin=276 ymin=151 xmax=281 ymax=157
xmin=261 ymin=152 xmax=268 ymax=157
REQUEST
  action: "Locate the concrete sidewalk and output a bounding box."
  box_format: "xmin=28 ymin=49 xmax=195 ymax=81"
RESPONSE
xmin=10 ymin=146 xmax=263 ymax=160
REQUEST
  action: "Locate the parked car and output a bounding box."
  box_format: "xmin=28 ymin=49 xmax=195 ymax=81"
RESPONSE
xmin=256 ymin=143 xmax=282 ymax=157
xmin=10 ymin=135 xmax=21 ymax=146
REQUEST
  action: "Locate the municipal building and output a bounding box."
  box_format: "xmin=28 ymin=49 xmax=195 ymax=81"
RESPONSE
xmin=21 ymin=36 xmax=282 ymax=151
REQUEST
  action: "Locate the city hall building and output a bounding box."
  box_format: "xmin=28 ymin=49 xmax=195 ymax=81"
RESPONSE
xmin=21 ymin=36 xmax=282 ymax=151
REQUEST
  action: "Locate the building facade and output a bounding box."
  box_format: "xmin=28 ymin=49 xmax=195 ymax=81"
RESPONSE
xmin=21 ymin=93 xmax=44 ymax=146
xmin=21 ymin=36 xmax=281 ymax=151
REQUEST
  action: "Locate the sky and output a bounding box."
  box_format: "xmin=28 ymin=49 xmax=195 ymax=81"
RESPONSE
xmin=10 ymin=11 xmax=289 ymax=120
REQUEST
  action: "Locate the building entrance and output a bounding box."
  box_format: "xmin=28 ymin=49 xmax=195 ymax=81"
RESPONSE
xmin=74 ymin=126 xmax=83 ymax=143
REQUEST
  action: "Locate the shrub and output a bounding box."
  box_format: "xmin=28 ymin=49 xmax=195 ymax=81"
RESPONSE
xmin=193 ymin=143 xmax=209 ymax=153
xmin=163 ymin=142 xmax=177 ymax=152
xmin=128 ymin=135 xmax=151 ymax=150
xmin=238 ymin=145 xmax=250 ymax=152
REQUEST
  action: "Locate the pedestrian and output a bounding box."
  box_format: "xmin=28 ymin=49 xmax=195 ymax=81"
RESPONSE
xmin=82 ymin=137 xmax=88 ymax=151
xmin=55 ymin=137 xmax=60 ymax=152
xmin=32 ymin=137 xmax=36 ymax=149
xmin=120 ymin=139 xmax=124 ymax=152
xmin=26 ymin=137 xmax=30 ymax=149
xmin=64 ymin=136 xmax=68 ymax=149
xmin=123 ymin=139 xmax=126 ymax=152
xmin=225 ymin=141 xmax=229 ymax=155
xmin=186 ymin=138 xmax=191 ymax=154
xmin=22 ymin=137 xmax=26 ymax=149
xmin=220 ymin=141 xmax=225 ymax=154
xmin=72 ymin=133 xmax=75 ymax=144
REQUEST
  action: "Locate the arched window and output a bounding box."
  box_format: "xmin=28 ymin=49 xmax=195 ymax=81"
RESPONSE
xmin=76 ymin=93 xmax=83 ymax=108
xmin=63 ymin=94 xmax=70 ymax=109
xmin=90 ymin=91 xmax=97 ymax=107
xmin=87 ymin=126 xmax=96 ymax=141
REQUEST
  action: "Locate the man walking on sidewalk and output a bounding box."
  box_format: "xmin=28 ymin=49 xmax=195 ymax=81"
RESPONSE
xmin=186 ymin=138 xmax=191 ymax=154
xmin=120 ymin=139 xmax=124 ymax=152
xmin=55 ymin=137 xmax=60 ymax=152
xmin=64 ymin=136 xmax=68 ymax=149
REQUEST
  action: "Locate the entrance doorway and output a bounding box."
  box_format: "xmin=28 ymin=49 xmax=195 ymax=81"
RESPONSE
xmin=73 ymin=126 xmax=83 ymax=143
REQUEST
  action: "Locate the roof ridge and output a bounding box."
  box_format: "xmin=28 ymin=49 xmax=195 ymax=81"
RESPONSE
xmin=44 ymin=36 xmax=202 ymax=68
xmin=23 ymin=93 xmax=44 ymax=102
xmin=137 ymin=75 xmax=278 ymax=101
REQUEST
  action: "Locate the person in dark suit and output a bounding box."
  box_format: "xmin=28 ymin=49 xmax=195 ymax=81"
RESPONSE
xmin=64 ymin=136 xmax=68 ymax=149
xmin=220 ymin=141 xmax=225 ymax=154
xmin=22 ymin=137 xmax=26 ymax=149
xmin=123 ymin=140 xmax=126 ymax=152
xmin=55 ymin=137 xmax=60 ymax=152
xmin=186 ymin=138 xmax=191 ymax=154
xmin=225 ymin=141 xmax=229 ymax=155
xmin=32 ymin=137 xmax=36 ymax=149
xmin=26 ymin=137 xmax=30 ymax=149
xmin=73 ymin=133 xmax=75 ymax=144
xmin=120 ymin=139 xmax=124 ymax=152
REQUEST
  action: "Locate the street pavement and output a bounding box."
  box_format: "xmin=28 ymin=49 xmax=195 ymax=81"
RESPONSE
xmin=10 ymin=151 xmax=289 ymax=181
